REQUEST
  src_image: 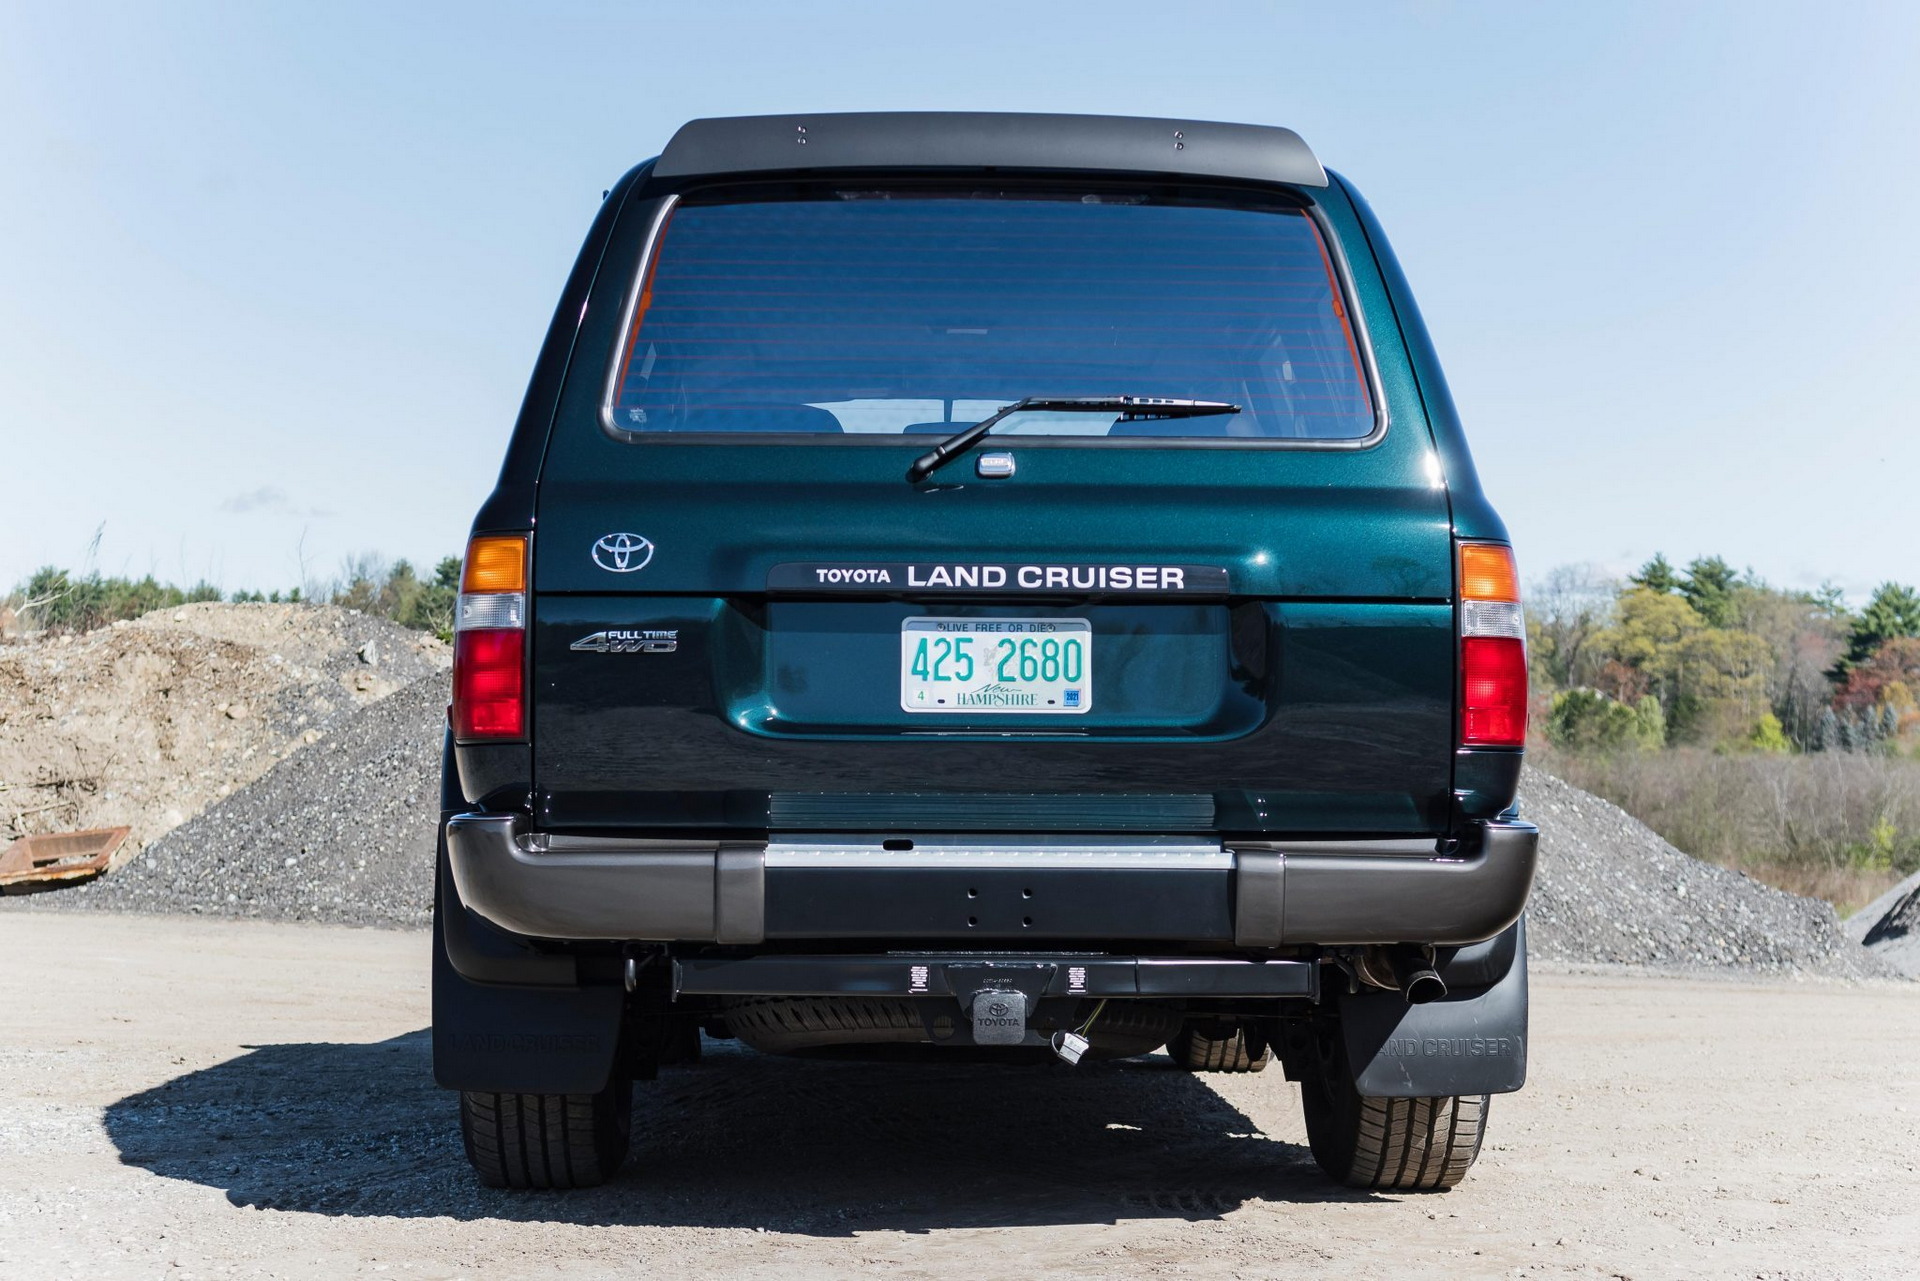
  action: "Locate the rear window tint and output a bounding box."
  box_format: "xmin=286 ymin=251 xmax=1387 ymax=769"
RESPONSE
xmin=607 ymin=191 xmax=1375 ymax=441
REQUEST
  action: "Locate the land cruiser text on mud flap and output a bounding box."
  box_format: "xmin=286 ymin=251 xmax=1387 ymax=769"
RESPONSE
xmin=433 ymin=113 xmax=1537 ymax=1191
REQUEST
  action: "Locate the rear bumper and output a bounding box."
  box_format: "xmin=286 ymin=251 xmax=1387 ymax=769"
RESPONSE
xmin=445 ymin=816 xmax=1537 ymax=948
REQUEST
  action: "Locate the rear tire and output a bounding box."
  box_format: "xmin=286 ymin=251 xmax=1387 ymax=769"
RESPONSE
xmin=1297 ymin=1023 xmax=1486 ymax=1190
xmin=1167 ymin=1022 xmax=1271 ymax=1072
xmin=459 ymin=1077 xmax=632 ymax=1189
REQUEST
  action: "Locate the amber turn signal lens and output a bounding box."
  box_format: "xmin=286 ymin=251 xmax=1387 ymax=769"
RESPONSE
xmin=462 ymin=535 xmax=528 ymax=594
xmin=1459 ymin=543 xmax=1519 ymax=603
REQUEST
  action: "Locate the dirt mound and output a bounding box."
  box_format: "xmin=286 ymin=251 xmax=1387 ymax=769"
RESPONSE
xmin=1521 ymin=766 xmax=1893 ymax=979
xmin=1846 ymin=869 xmax=1920 ymax=978
xmin=0 ymin=603 xmax=448 ymax=857
xmin=40 ymin=676 xmax=445 ymax=926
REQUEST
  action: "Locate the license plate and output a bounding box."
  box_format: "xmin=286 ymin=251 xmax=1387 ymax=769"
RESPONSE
xmin=900 ymin=617 xmax=1092 ymax=714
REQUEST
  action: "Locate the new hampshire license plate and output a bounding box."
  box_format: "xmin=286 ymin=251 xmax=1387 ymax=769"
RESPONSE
xmin=900 ymin=617 xmax=1092 ymax=714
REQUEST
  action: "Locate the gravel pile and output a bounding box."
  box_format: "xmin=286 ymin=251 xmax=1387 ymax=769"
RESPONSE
xmin=1521 ymin=766 xmax=1894 ymax=979
xmin=1846 ymin=869 xmax=1920 ymax=978
xmin=30 ymin=675 xmax=446 ymax=927
xmin=0 ymin=602 xmax=448 ymax=855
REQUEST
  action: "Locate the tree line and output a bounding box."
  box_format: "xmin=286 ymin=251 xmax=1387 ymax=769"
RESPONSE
xmin=1532 ymin=554 xmax=1920 ymax=756
xmin=5 ymin=556 xmax=463 ymax=641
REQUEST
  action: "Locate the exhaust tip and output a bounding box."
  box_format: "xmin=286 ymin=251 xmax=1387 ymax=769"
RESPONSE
xmin=1402 ymin=968 xmax=1447 ymax=1005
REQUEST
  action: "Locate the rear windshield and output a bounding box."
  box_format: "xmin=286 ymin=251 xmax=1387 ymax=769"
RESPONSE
xmin=606 ymin=189 xmax=1376 ymax=441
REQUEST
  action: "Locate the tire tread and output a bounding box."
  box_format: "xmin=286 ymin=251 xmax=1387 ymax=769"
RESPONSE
xmin=1298 ymin=1026 xmax=1490 ymax=1191
xmin=1337 ymin=1093 xmax=1487 ymax=1190
xmin=459 ymin=1083 xmax=630 ymax=1190
xmin=1168 ymin=1025 xmax=1271 ymax=1073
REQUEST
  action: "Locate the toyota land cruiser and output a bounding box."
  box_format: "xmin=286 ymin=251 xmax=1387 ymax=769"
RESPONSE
xmin=435 ymin=112 xmax=1536 ymax=1192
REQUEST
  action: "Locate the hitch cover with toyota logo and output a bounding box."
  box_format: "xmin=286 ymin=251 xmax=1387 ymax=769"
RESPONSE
xmin=970 ymin=989 xmax=1029 ymax=1045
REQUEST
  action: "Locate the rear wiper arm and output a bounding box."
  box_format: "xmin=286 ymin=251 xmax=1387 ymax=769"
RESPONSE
xmin=905 ymin=396 xmax=1241 ymax=484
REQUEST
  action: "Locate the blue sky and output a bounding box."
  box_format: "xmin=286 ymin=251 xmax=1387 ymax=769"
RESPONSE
xmin=3 ymin=2 xmax=1916 ymax=599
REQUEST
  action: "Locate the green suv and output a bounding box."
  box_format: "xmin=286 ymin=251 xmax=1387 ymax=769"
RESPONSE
xmin=434 ymin=112 xmax=1536 ymax=1192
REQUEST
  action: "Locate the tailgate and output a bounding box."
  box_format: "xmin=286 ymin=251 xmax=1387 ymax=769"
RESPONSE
xmin=529 ymin=441 xmax=1455 ymax=836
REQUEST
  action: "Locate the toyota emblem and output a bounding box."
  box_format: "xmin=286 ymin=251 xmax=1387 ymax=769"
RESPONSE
xmin=591 ymin=533 xmax=654 ymax=573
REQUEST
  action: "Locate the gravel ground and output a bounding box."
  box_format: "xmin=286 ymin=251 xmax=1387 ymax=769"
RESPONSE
xmin=1849 ymin=868 xmax=1920 ymax=978
xmin=3 ymin=913 xmax=1916 ymax=1280
xmin=26 ymin=676 xmax=444 ymax=927
xmin=1520 ymin=765 xmax=1894 ymax=979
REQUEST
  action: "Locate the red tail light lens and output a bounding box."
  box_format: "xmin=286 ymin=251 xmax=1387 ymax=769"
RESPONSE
xmin=1461 ymin=635 xmax=1527 ymax=747
xmin=453 ymin=629 xmax=525 ymax=740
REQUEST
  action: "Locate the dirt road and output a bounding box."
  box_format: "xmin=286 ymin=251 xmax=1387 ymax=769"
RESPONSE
xmin=1 ymin=913 xmax=1915 ymax=1279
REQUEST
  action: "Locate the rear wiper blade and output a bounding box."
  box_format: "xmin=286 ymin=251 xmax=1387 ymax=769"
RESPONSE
xmin=905 ymin=396 xmax=1241 ymax=484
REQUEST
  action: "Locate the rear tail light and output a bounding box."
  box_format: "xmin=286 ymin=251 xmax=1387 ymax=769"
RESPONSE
xmin=453 ymin=534 xmax=528 ymax=742
xmin=1461 ymin=635 xmax=1528 ymax=747
xmin=453 ymin=630 xmax=526 ymax=739
xmin=1458 ymin=542 xmax=1526 ymax=748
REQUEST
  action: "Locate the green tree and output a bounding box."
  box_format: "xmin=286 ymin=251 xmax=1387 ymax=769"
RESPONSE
xmin=1748 ymin=713 xmax=1791 ymax=754
xmin=1600 ymin=586 xmax=1704 ymax=691
xmin=1810 ymin=581 xmax=1849 ymax=620
xmin=1679 ymin=555 xmax=1743 ymax=628
xmin=1630 ymin=553 xmax=1681 ymax=595
xmin=397 ymin=557 xmax=460 ymax=639
xmin=15 ymin=567 xmax=220 ymax=633
xmin=1591 ymin=585 xmax=1775 ymax=745
xmin=324 ymin=553 xmax=459 ymax=639
xmin=1632 ymin=694 xmax=1667 ymax=747
xmin=383 ymin=559 xmax=423 ymax=620
xmin=1835 ymin=582 xmax=1920 ymax=676
xmin=1548 ymin=689 xmax=1657 ymax=753
xmin=1671 ymin=626 xmax=1774 ymax=742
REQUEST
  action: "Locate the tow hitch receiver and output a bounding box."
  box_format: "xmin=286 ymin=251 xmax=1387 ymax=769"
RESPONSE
xmin=970 ymin=989 xmax=1028 ymax=1045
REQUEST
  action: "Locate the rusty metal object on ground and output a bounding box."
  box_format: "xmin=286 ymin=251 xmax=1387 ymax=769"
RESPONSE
xmin=0 ymin=826 xmax=130 ymax=893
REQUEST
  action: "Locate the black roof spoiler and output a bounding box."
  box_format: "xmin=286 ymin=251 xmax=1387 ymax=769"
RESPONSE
xmin=652 ymin=111 xmax=1327 ymax=188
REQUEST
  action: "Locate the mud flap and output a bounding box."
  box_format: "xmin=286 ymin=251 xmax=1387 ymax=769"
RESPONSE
xmin=431 ymin=734 xmax=625 ymax=1095
xmin=1337 ymin=917 xmax=1528 ymax=1098
xmin=432 ymin=929 xmax=625 ymax=1094
xmin=432 ymin=865 xmax=626 ymax=1094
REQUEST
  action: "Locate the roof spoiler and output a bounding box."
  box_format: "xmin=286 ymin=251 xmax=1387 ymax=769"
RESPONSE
xmin=652 ymin=111 xmax=1327 ymax=188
